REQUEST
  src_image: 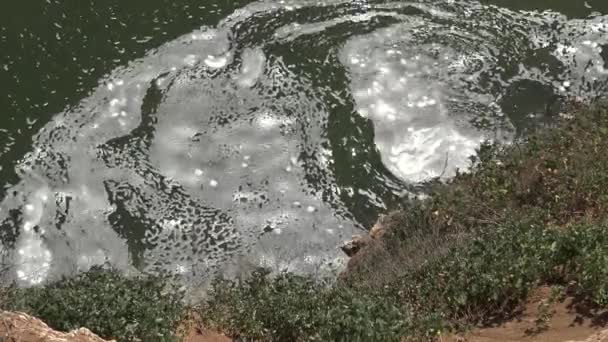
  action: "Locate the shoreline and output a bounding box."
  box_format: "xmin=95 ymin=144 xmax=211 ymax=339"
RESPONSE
xmin=3 ymin=102 xmax=608 ymax=341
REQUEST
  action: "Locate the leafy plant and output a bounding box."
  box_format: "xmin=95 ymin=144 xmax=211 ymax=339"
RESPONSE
xmin=3 ymin=267 xmax=184 ymax=341
xmin=202 ymin=269 xmax=411 ymax=342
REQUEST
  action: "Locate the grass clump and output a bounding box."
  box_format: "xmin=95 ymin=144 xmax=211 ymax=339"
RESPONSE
xmin=3 ymin=267 xmax=184 ymax=341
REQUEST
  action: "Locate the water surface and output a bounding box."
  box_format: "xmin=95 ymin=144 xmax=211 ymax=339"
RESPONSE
xmin=1 ymin=0 xmax=608 ymax=286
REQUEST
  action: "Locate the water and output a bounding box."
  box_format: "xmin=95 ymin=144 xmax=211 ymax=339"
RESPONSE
xmin=1 ymin=0 xmax=607 ymax=286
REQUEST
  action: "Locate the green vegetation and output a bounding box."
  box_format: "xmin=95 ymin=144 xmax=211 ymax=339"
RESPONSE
xmin=2 ymin=267 xmax=184 ymax=341
xmin=202 ymin=220 xmax=608 ymax=341
xmin=3 ymin=104 xmax=608 ymax=341
xmin=203 ymin=269 xmax=410 ymax=341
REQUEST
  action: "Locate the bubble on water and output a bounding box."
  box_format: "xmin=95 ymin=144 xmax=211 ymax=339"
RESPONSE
xmin=175 ymin=264 xmax=188 ymax=274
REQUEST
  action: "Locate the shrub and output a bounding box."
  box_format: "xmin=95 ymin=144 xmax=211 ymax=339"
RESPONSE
xmin=398 ymin=218 xmax=608 ymax=328
xmin=3 ymin=267 xmax=184 ymax=341
xmin=559 ymin=224 xmax=608 ymax=306
xmin=202 ymin=269 xmax=411 ymax=342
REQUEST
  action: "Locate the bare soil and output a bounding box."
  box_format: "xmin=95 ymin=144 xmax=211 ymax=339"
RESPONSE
xmin=446 ymin=287 xmax=608 ymax=342
xmin=182 ymin=327 xmax=231 ymax=342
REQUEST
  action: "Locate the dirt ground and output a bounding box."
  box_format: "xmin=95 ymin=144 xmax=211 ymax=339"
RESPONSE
xmin=178 ymin=313 xmax=232 ymax=342
xmin=182 ymin=327 xmax=231 ymax=342
xmin=445 ymin=287 xmax=608 ymax=342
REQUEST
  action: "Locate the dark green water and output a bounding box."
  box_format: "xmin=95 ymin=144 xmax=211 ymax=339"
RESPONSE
xmin=1 ymin=0 xmax=607 ymax=286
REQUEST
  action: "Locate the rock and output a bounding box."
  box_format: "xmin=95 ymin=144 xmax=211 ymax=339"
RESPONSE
xmin=340 ymin=215 xmax=387 ymax=258
xmin=369 ymin=220 xmax=386 ymax=240
xmin=0 ymin=311 xmax=113 ymax=342
xmin=340 ymin=235 xmax=370 ymax=257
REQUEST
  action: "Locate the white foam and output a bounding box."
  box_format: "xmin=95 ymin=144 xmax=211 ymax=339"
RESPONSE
xmin=237 ymin=48 xmax=266 ymax=87
xmin=5 ymin=0 xmax=605 ymax=286
xmin=204 ymin=54 xmax=229 ymax=69
xmin=258 ymin=113 xmax=281 ymax=129
xmin=15 ymin=233 xmax=52 ymax=285
xmin=183 ymin=54 xmax=198 ymax=67
xmin=340 ymin=23 xmax=493 ymax=182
